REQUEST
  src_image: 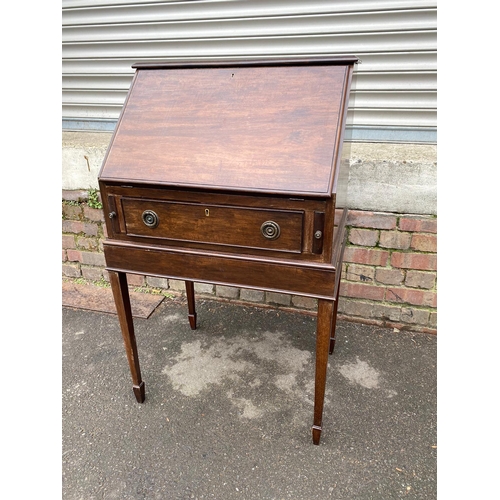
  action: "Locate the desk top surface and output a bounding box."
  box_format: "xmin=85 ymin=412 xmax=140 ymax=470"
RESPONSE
xmin=99 ymin=58 xmax=356 ymax=197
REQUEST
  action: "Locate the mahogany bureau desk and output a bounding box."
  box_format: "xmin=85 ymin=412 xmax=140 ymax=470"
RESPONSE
xmin=98 ymin=56 xmax=358 ymax=445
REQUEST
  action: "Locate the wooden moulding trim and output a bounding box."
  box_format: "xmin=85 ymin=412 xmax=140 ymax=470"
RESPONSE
xmin=98 ymin=177 xmax=335 ymax=199
xmin=131 ymin=56 xmax=359 ymax=70
xmin=97 ymin=71 xmax=140 ymax=180
xmin=329 ymin=65 xmax=354 ymax=195
xmin=103 ymin=242 xmax=338 ymax=300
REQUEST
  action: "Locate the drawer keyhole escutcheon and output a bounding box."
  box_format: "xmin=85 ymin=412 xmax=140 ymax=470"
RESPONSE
xmin=142 ymin=210 xmax=159 ymax=228
xmin=261 ymin=221 xmax=281 ymax=240
xmin=205 ymin=208 xmax=210 ymax=216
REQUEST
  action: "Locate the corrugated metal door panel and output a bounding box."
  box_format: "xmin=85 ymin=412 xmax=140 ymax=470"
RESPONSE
xmin=62 ymin=75 xmax=134 ymax=90
xmin=352 ymin=91 xmax=436 ymax=109
xmin=62 ymin=0 xmax=437 ymax=142
xmin=354 ymin=72 xmax=436 ymax=91
xmin=63 ymin=105 xmax=122 ymax=119
xmin=62 ymin=10 xmax=437 ymax=43
xmin=347 ymin=109 xmax=436 ymax=127
xmin=62 ymin=1 xmax=437 ymax=24
xmin=62 ymin=32 xmax=436 ymax=59
xmin=63 ymin=90 xmax=128 ymax=105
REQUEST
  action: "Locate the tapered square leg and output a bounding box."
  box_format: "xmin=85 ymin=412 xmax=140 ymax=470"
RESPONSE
xmin=133 ymin=382 xmax=145 ymax=403
xmin=185 ymin=280 xmax=197 ymax=330
xmin=109 ymin=271 xmax=145 ymax=403
xmin=312 ymin=299 xmax=335 ymax=445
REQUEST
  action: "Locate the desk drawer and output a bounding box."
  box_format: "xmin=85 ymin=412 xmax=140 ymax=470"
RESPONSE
xmin=121 ymin=197 xmax=304 ymax=253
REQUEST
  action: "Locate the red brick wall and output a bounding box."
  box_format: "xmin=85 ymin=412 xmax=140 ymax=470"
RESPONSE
xmin=62 ymin=191 xmax=437 ymax=334
xmin=339 ymin=210 xmax=436 ymax=333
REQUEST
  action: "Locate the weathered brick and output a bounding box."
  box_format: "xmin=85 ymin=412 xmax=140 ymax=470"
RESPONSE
xmin=347 ymin=210 xmax=397 ymax=230
xmin=391 ymin=252 xmax=437 ymax=271
xmin=379 ymin=231 xmax=411 ymax=250
xmin=169 ymin=279 xmax=214 ymax=294
xmin=62 ymin=204 xmax=82 ymax=220
xmin=375 ymin=268 xmax=405 ymax=286
xmin=126 ymin=273 xmax=145 ymax=286
xmin=400 ymin=307 xmax=430 ymax=326
xmin=240 ymin=288 xmax=265 ymax=303
xmin=405 ymin=270 xmax=436 ymax=289
xmin=146 ymin=276 xmax=170 ymax=289
xmin=62 ymin=234 xmax=76 ymax=249
xmin=83 ymin=205 xmax=105 ymax=222
xmin=76 ymin=236 xmax=99 ymax=251
xmin=63 ymin=189 xmax=87 ymax=202
xmin=81 ymin=266 xmax=104 ymax=281
xmin=429 ymin=311 xmax=437 ymax=329
xmin=62 ymin=220 xmax=84 ymax=234
xmin=291 ymin=295 xmax=318 ymax=310
xmin=349 ymin=228 xmax=379 ymax=247
xmin=266 ymin=292 xmax=291 ymax=306
xmin=168 ymin=279 xmax=185 ymax=292
xmin=83 ymin=222 xmax=99 ymax=238
xmin=341 ymin=262 xmax=348 ymax=280
xmin=386 ymin=287 xmax=437 ymax=307
xmin=344 ymin=247 xmax=389 ymax=267
xmin=62 ymin=263 xmax=81 ymax=278
xmin=216 ymin=285 xmax=239 ymax=299
xmin=66 ymin=249 xmax=82 ymax=262
xmin=411 ymin=233 xmax=437 ymax=252
xmin=345 ymin=264 xmax=375 ymax=283
xmin=194 ymin=282 xmax=215 ymax=294
xmin=62 ymin=250 xmax=67 ymax=262
xmin=80 ymin=251 xmax=106 ymax=267
xmin=399 ymin=216 xmax=437 ymax=233
xmin=338 ymin=298 xmax=401 ymax=321
xmin=341 ymin=282 xmax=385 ymax=301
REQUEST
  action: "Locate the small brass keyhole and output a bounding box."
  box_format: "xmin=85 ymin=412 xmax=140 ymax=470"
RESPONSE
xmin=205 ymin=209 xmax=210 ymax=216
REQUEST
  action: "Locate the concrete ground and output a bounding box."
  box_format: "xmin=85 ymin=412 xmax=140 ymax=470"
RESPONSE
xmin=62 ymin=294 xmax=436 ymax=499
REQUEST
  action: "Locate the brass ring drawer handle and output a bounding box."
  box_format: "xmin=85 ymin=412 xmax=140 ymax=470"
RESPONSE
xmin=142 ymin=210 xmax=159 ymax=228
xmin=261 ymin=221 xmax=280 ymax=240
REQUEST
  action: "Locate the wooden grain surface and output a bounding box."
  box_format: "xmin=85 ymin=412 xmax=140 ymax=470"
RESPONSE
xmin=100 ymin=64 xmax=348 ymax=196
xmin=121 ymin=197 xmax=304 ymax=253
xmin=103 ymin=242 xmax=338 ymax=299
